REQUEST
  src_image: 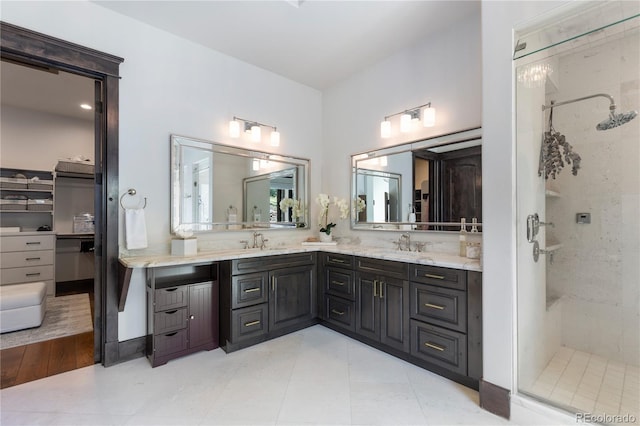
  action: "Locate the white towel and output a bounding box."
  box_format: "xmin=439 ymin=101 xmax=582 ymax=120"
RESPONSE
xmin=125 ymin=208 xmax=148 ymax=250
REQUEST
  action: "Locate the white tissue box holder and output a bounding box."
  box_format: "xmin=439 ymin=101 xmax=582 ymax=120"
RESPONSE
xmin=171 ymin=237 xmax=197 ymax=256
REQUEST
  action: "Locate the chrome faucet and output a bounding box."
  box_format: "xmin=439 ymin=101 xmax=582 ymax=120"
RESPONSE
xmin=399 ymin=233 xmax=411 ymax=251
xmin=252 ymin=232 xmax=262 ymax=249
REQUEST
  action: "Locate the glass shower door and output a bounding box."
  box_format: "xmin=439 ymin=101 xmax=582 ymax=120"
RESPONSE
xmin=516 ymin=2 xmax=640 ymax=423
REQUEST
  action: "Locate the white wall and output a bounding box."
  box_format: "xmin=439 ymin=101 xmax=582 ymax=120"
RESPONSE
xmin=481 ymin=0 xmax=569 ymax=392
xmin=1 ymin=1 xmax=323 ymax=341
xmin=322 ymin=12 xmax=482 ymax=252
xmin=0 ymin=105 xmax=94 ymax=171
xmin=546 ymin=31 xmax=640 ymax=365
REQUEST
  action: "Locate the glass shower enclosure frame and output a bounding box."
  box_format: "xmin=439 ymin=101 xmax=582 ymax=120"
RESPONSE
xmin=515 ymin=1 xmax=639 ymax=423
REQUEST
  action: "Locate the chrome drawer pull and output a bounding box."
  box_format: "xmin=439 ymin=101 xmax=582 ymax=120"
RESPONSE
xmin=331 ymin=309 xmax=345 ymax=316
xmin=331 ymin=280 xmax=345 ymax=286
xmin=26 ymin=241 xmax=41 ymax=245
xmin=244 ymin=287 xmax=261 ymax=293
xmin=424 ymin=303 xmax=445 ymax=310
xmin=424 ymin=273 xmax=445 ymax=280
xmin=244 ymin=320 xmax=260 ymax=327
xmin=25 ymin=257 xmax=41 ymax=261
xmin=26 ymin=273 xmax=41 ymax=277
xmin=425 ymin=342 xmax=445 ymax=352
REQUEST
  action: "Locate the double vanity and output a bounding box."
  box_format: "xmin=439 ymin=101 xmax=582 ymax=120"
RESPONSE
xmin=119 ymin=244 xmax=482 ymax=389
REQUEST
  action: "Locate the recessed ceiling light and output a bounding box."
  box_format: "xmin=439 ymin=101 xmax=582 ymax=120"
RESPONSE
xmin=80 ymin=103 xmax=92 ymax=110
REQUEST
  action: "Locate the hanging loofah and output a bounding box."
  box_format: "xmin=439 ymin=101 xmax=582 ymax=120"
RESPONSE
xmin=538 ymin=106 xmax=581 ymax=179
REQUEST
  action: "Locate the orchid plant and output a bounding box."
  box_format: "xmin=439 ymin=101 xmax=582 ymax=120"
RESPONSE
xmin=279 ymin=198 xmax=305 ymax=224
xmin=316 ymin=194 xmax=349 ymax=235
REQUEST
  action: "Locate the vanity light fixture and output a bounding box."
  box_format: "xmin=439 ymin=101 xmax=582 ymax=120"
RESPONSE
xmin=229 ymin=116 xmax=280 ymax=146
xmin=380 ymin=102 xmax=436 ymax=138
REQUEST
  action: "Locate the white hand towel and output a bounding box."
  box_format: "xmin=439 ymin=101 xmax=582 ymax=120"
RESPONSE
xmin=125 ymin=208 xmax=148 ymax=250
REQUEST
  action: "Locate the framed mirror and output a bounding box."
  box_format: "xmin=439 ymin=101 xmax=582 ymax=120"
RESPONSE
xmin=171 ymin=135 xmax=309 ymax=233
xmin=351 ymin=127 xmax=482 ymax=232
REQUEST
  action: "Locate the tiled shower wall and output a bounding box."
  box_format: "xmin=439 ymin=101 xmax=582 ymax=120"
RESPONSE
xmin=545 ymin=28 xmax=640 ymax=365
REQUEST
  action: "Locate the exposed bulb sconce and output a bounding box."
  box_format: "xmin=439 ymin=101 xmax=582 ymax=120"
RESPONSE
xmin=229 ymin=116 xmax=280 ymax=146
xmin=381 ymin=102 xmax=436 ymax=138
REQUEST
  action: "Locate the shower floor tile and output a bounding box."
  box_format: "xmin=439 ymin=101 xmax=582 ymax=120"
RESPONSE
xmin=529 ymin=346 xmax=640 ymax=424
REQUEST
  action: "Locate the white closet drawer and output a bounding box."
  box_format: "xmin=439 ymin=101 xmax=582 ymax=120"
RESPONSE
xmin=1 ymin=250 xmax=54 ymax=268
xmin=1 ymin=235 xmax=55 ymax=252
xmin=0 ymin=265 xmax=54 ymax=285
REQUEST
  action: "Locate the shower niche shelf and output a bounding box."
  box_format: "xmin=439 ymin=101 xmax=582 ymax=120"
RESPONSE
xmin=545 ymin=189 xmax=561 ymax=198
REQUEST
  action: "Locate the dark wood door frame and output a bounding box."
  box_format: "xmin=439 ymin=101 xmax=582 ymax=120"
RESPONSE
xmin=1 ymin=21 xmax=125 ymax=366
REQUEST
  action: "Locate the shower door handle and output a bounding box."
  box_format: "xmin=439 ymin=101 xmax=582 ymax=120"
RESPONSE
xmin=527 ymin=213 xmax=540 ymax=243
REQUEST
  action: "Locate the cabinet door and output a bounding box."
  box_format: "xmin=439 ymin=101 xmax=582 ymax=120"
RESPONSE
xmin=380 ymin=277 xmax=409 ymax=352
xmin=188 ymin=281 xmax=218 ymax=349
xmin=269 ymin=265 xmax=315 ymax=332
xmin=355 ymin=271 xmax=379 ymax=341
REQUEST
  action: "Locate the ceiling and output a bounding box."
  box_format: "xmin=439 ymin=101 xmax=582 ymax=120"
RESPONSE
xmin=94 ymin=0 xmax=480 ymax=90
xmin=0 ymin=1 xmax=480 ymax=121
xmin=0 ymin=61 xmax=95 ymax=121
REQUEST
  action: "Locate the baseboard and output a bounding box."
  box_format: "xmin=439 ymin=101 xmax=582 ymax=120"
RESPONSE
xmin=479 ymin=378 xmax=510 ymax=419
xmin=103 ymin=337 xmax=146 ymax=366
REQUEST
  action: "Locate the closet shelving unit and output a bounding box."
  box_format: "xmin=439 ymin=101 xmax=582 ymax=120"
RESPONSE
xmin=0 ymin=167 xmax=55 ymax=231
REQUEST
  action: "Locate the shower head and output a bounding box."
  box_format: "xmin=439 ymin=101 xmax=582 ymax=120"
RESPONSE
xmin=596 ymin=109 xmax=638 ymax=131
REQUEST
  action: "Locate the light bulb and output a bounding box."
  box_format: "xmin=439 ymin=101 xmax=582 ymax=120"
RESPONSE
xmin=229 ymin=120 xmax=240 ymax=138
xmin=270 ymin=130 xmax=280 ymax=147
xmin=251 ymin=125 xmax=261 ymax=142
xmin=400 ymin=113 xmax=412 ymax=133
xmin=423 ymin=106 xmax=436 ymax=127
xmin=380 ymin=120 xmax=391 ymax=138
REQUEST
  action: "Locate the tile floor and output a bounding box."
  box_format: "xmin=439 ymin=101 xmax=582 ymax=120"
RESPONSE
xmin=1 ymin=325 xmax=573 ymax=425
xmin=529 ymin=346 xmax=640 ymax=424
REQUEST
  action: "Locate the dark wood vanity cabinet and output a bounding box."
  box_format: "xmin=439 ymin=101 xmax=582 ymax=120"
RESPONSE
xmin=355 ymin=257 xmax=410 ymax=353
xmin=319 ymin=253 xmax=482 ymax=389
xmin=220 ymin=252 xmax=317 ymax=352
xmin=409 ymin=264 xmax=482 ymax=385
xmin=321 ymin=252 xmax=356 ymax=332
xmin=146 ymin=263 xmax=219 ymax=367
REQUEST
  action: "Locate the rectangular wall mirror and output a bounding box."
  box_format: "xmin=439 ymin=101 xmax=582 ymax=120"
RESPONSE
xmin=351 ymin=127 xmax=482 ymax=232
xmin=171 ymin=135 xmax=309 ymax=233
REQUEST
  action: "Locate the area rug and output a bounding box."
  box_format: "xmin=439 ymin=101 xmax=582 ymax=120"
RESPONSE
xmin=0 ymin=293 xmax=93 ymax=350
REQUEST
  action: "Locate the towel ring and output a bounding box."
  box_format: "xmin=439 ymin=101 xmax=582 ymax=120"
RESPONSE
xmin=120 ymin=188 xmax=147 ymax=209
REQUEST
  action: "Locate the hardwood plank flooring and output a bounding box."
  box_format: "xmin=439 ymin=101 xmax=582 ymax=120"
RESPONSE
xmin=0 ymin=283 xmax=96 ymax=389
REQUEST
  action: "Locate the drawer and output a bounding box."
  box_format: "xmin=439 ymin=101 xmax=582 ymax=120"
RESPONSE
xmin=154 ymin=308 xmax=188 ymax=335
xmin=233 ymin=252 xmax=315 ymax=275
xmin=231 ymin=303 xmax=268 ymax=342
xmin=0 ymin=265 xmax=53 ymax=284
xmin=1 ymin=250 xmax=54 ymax=268
xmin=1 ymin=235 xmax=54 ymax=252
xmin=410 ymin=319 xmax=467 ymax=376
xmin=232 ymin=272 xmax=268 ymax=309
xmin=411 ymin=282 xmax=467 ymax=333
xmin=324 ymin=253 xmax=353 ymax=269
xmin=324 ymin=294 xmax=355 ymax=332
xmin=153 ymin=329 xmax=188 ymax=358
xmin=410 ymin=264 xmax=467 ymax=291
xmin=326 ymin=268 xmax=355 ymax=300
xmin=356 ymin=257 xmax=408 ymax=280
xmin=154 ymin=286 xmax=188 ymax=312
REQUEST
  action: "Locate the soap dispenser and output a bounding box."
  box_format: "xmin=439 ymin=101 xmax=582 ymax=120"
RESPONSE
xmin=459 ymin=218 xmax=467 ymax=257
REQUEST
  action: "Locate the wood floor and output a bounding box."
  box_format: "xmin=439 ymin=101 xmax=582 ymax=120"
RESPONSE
xmin=0 ymin=281 xmax=95 ymax=390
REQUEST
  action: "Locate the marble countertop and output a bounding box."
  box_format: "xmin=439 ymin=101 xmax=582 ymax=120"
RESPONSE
xmin=119 ymin=244 xmax=482 ymax=272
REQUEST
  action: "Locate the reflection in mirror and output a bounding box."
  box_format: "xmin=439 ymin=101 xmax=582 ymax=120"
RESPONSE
xmin=351 ymin=127 xmax=482 ymax=232
xmin=171 ymin=135 xmax=309 ymax=233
